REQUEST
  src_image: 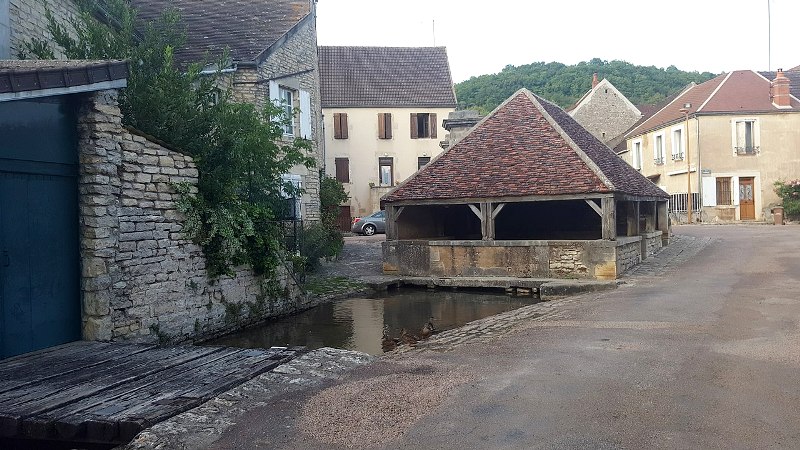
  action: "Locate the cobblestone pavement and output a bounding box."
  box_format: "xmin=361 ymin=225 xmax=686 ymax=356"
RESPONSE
xmin=393 ymin=233 xmax=711 ymax=354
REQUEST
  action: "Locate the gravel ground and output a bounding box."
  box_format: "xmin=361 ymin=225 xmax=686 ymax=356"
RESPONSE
xmin=297 ymin=358 xmax=470 ymax=448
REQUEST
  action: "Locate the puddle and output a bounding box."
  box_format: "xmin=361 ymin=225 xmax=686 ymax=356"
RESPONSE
xmin=207 ymin=288 xmax=538 ymax=355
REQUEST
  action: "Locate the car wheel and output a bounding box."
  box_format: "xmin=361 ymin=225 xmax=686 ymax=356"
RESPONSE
xmin=363 ymin=224 xmax=376 ymax=236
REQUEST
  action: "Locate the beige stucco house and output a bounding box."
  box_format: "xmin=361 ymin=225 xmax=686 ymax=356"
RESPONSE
xmin=318 ymin=46 xmax=457 ymax=226
xmin=622 ymin=69 xmax=800 ymax=222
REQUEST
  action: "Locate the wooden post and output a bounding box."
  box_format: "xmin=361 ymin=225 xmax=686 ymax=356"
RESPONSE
xmin=657 ymin=201 xmax=669 ymax=237
xmin=645 ymin=201 xmax=656 ymax=232
xmin=385 ymin=205 xmax=398 ymax=240
xmin=627 ymin=201 xmax=640 ymax=236
xmin=601 ymin=197 xmax=616 ymax=240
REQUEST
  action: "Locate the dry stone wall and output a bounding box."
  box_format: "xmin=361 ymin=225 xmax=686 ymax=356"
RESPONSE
xmin=79 ymin=90 xmax=311 ymax=343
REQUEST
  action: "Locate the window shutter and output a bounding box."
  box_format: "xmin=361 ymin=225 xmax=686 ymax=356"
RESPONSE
xmin=340 ymin=113 xmax=348 ymax=139
xmin=335 ymin=157 xmax=349 ymax=183
xmin=299 ymin=90 xmax=311 ymax=139
xmin=385 ymin=113 xmax=392 ymax=139
xmin=269 ymin=81 xmax=280 ymax=124
xmin=429 ymin=113 xmax=437 ymax=139
xmin=333 ymin=113 xmax=342 ymax=139
xmin=410 ymin=113 xmax=418 ymax=139
xmin=378 ymin=113 xmax=386 ymax=139
xmin=702 ymin=177 xmax=717 ymax=206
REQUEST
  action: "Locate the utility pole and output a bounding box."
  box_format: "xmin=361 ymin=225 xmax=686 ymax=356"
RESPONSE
xmin=680 ymin=103 xmax=692 ymax=223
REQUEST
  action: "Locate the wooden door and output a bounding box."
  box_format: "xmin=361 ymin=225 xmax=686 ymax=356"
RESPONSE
xmin=0 ymin=98 xmax=81 ymax=359
xmin=739 ymin=177 xmax=755 ymax=220
xmin=338 ymin=206 xmax=352 ymax=232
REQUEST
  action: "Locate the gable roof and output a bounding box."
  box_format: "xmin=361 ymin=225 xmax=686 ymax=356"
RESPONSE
xmin=318 ymin=46 xmax=457 ymax=108
xmin=627 ymin=70 xmax=800 ymax=138
xmin=382 ymin=89 xmax=667 ymax=203
xmin=568 ymin=78 xmax=641 ymax=118
xmin=131 ymin=0 xmax=312 ymax=65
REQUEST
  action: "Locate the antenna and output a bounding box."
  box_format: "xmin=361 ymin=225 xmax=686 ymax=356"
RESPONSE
xmin=432 ymin=19 xmax=436 ymax=46
xmin=768 ymin=0 xmax=771 ymax=71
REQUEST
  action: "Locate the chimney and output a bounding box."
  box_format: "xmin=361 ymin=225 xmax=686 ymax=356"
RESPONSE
xmin=592 ymin=73 xmax=599 ymax=89
xmin=772 ymin=68 xmax=791 ymax=107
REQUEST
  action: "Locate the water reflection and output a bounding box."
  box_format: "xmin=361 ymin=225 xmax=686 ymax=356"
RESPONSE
xmin=207 ymin=289 xmax=537 ymax=355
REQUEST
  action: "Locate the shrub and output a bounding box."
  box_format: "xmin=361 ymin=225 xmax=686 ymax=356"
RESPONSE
xmin=774 ymin=180 xmax=800 ymax=219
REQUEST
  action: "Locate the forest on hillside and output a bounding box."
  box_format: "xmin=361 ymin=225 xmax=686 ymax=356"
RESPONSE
xmin=454 ymin=58 xmax=717 ymax=113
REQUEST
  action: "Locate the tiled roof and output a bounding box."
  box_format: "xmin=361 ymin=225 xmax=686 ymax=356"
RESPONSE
xmin=383 ymin=89 xmax=667 ymax=203
xmin=131 ymin=0 xmax=311 ymax=65
xmin=0 ymin=60 xmax=128 ymax=95
xmin=627 ymin=70 xmax=800 ymax=138
xmin=318 ymin=46 xmax=457 ymax=108
xmin=759 ymin=68 xmax=800 ymax=99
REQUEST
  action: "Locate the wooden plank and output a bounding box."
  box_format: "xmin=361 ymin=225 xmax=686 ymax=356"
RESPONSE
xmin=389 ymin=192 xmax=615 ymax=207
xmin=27 ymin=348 xmax=252 ymax=442
xmin=0 ymin=346 xmax=225 ymax=440
xmin=491 ymin=203 xmax=505 ymax=219
xmin=585 ymin=199 xmax=602 ymax=216
xmin=467 ymin=203 xmax=482 ymax=220
xmin=602 ymin=197 xmax=617 ymax=240
xmin=0 ymin=343 xmax=153 ymax=394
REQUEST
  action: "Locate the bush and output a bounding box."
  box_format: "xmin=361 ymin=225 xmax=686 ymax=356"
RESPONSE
xmin=774 ymin=180 xmax=800 ymax=219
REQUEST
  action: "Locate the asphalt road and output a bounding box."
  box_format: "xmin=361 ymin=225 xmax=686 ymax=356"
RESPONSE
xmin=213 ymin=225 xmax=800 ymax=449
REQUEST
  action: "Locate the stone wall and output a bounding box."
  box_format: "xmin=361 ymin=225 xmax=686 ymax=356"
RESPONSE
xmin=8 ymin=0 xmax=79 ymax=58
xmin=79 ymin=90 xmax=311 ymax=343
xmin=230 ymin=12 xmax=323 ymax=222
xmin=643 ymin=231 xmax=663 ymax=258
xmin=571 ymin=82 xmax=641 ymax=148
xmin=384 ymin=238 xmax=645 ymax=280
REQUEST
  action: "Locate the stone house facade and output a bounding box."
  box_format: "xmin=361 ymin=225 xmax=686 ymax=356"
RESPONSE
xmin=568 ymin=73 xmax=642 ymax=150
xmin=622 ymin=69 xmax=800 ymax=223
xmin=133 ymin=0 xmax=324 ymax=222
xmin=1 ymin=0 xmax=80 ymax=59
xmin=318 ymin=46 xmax=458 ymax=224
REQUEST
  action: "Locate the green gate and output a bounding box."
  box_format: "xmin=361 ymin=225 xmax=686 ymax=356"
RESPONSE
xmin=0 ymin=96 xmax=81 ymax=358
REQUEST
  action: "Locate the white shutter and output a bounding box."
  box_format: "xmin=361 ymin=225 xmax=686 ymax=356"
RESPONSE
xmin=732 ymin=177 xmax=740 ymax=206
xmin=299 ymin=90 xmax=312 ymax=139
xmin=702 ymin=176 xmax=716 ymax=206
xmin=269 ymin=80 xmax=280 ymax=104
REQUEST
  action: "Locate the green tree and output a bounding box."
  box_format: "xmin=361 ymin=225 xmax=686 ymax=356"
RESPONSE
xmin=23 ymin=0 xmax=315 ymax=277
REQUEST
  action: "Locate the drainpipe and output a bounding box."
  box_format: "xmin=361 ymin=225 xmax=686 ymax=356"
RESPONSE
xmin=695 ymin=116 xmax=702 ymax=222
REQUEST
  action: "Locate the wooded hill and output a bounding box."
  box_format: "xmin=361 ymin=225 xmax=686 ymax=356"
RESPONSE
xmin=454 ymin=58 xmax=717 ymax=113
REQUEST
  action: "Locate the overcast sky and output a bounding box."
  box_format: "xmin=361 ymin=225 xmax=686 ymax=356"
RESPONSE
xmin=317 ymin=0 xmax=799 ymax=82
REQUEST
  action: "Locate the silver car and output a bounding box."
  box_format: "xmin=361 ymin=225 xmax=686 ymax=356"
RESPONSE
xmin=351 ymin=210 xmax=386 ymax=236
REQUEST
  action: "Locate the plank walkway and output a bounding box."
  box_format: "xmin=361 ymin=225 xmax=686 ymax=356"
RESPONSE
xmin=0 ymin=341 xmax=301 ymax=445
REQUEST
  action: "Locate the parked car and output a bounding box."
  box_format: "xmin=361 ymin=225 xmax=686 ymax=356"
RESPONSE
xmin=351 ymin=210 xmax=386 ymax=236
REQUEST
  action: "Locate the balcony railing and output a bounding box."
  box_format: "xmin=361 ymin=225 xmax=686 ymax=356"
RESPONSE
xmin=653 ymin=156 xmax=665 ymax=165
xmin=671 ymin=152 xmax=685 ymax=161
xmin=735 ymin=146 xmax=760 ymax=155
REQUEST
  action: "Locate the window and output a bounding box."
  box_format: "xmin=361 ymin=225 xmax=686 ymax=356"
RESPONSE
xmin=671 ymin=127 xmax=684 ymax=160
xmin=410 ymin=113 xmax=438 ymax=139
xmin=333 ymin=113 xmax=348 ymax=139
xmin=280 ymin=174 xmax=302 ymax=219
xmin=716 ymin=177 xmax=732 ymax=205
xmin=378 ymin=157 xmax=394 ymax=186
xmin=632 ymin=140 xmax=643 ymax=170
xmin=733 ymin=119 xmax=759 ymax=155
xmin=279 ymin=87 xmax=294 ymax=136
xmin=653 ymin=133 xmax=665 ymax=165
xmin=378 ymin=113 xmax=392 ymax=139
xmin=335 ymin=157 xmax=350 ymax=183
xmin=417 ymin=156 xmax=431 ymax=170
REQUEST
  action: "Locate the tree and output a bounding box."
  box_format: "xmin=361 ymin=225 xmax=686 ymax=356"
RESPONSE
xmin=23 ymin=0 xmax=315 ymax=277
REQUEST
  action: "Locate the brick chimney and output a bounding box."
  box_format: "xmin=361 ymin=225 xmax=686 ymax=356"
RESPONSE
xmin=592 ymin=73 xmax=599 ymax=89
xmin=772 ymin=69 xmax=791 ymax=107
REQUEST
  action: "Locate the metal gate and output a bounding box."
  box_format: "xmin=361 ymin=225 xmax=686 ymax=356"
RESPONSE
xmin=0 ymin=97 xmax=81 ymax=358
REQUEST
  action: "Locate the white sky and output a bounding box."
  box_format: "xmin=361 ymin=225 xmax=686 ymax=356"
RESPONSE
xmin=317 ymin=0 xmax=799 ymax=82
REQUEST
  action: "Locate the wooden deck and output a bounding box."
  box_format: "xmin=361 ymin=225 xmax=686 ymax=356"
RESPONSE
xmin=0 ymin=341 xmax=300 ymax=445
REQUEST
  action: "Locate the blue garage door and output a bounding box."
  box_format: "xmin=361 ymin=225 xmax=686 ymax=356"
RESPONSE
xmin=0 ymin=97 xmax=81 ymax=359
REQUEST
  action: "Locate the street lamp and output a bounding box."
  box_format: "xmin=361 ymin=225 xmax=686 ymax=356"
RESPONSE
xmin=679 ymin=102 xmax=692 ymax=223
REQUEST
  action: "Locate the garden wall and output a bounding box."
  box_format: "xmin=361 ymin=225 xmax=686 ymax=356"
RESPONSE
xmin=79 ymin=90 xmax=311 ymax=343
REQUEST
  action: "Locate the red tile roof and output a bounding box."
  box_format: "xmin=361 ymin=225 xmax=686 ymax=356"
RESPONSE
xmin=132 ymin=0 xmax=311 ymax=65
xmin=383 ymin=89 xmax=668 ymax=203
xmin=628 ymin=70 xmax=800 ymax=138
xmin=318 ymin=46 xmax=457 ymax=108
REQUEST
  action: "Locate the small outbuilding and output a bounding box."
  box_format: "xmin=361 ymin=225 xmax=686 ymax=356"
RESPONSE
xmin=381 ymin=89 xmax=670 ymax=280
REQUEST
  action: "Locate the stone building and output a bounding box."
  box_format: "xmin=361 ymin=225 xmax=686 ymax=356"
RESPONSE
xmin=382 ymin=89 xmax=669 ymax=281
xmin=0 ymin=0 xmax=81 ymax=59
xmin=133 ymin=0 xmax=324 ymax=222
xmin=318 ymin=46 xmax=458 ymax=226
xmin=568 ymin=73 xmax=642 ymax=150
xmin=622 ymin=68 xmax=800 ymax=223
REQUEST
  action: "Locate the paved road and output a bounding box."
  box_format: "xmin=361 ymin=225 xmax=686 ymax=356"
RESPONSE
xmin=212 ymin=226 xmax=800 ymax=449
